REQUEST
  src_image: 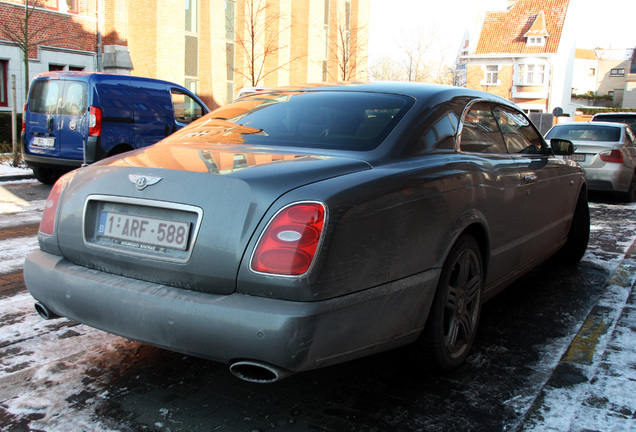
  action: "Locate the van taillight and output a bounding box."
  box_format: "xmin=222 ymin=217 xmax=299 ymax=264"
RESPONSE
xmin=39 ymin=171 xmax=76 ymax=235
xmin=251 ymin=202 xmax=326 ymax=276
xmin=89 ymin=106 xmax=102 ymax=136
xmin=21 ymin=105 xmax=26 ymax=132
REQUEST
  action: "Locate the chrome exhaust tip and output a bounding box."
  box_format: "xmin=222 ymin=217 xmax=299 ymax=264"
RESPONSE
xmin=34 ymin=302 xmax=60 ymax=320
xmin=229 ymin=361 xmax=293 ymax=383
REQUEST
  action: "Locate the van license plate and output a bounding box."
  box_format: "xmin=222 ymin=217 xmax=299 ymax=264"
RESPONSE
xmin=97 ymin=211 xmax=190 ymax=251
xmin=32 ymin=137 xmax=55 ymax=148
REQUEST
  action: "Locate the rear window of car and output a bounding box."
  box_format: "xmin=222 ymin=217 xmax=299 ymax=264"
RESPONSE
xmin=28 ymin=79 xmax=88 ymax=115
xmin=546 ymin=124 xmax=621 ymax=142
xmin=210 ymin=91 xmax=413 ymax=151
xmin=592 ymin=114 xmax=636 ymax=127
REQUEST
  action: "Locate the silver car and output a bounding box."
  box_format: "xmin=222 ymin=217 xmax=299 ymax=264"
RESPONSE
xmin=545 ymin=121 xmax=636 ymax=201
xmin=24 ymin=83 xmax=589 ymax=383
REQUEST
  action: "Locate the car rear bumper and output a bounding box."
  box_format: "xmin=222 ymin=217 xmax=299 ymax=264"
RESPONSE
xmin=583 ymin=164 xmax=632 ymax=193
xmin=24 ymin=250 xmax=438 ymax=373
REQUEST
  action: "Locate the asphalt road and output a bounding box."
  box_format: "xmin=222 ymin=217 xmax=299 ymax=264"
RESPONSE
xmin=0 ymin=180 xmax=634 ymax=431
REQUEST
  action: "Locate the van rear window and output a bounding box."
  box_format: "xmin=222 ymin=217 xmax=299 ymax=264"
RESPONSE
xmin=29 ymin=80 xmax=88 ymax=115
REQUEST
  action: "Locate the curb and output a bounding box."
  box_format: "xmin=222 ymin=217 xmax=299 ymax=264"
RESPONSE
xmin=0 ymin=174 xmax=35 ymax=182
xmin=517 ymin=239 xmax=636 ymax=430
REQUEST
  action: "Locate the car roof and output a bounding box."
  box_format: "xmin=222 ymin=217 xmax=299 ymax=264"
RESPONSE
xmin=592 ymin=112 xmax=636 ymax=117
xmin=552 ymin=121 xmax=624 ymax=128
xmin=258 ymin=81 xmax=513 ymax=103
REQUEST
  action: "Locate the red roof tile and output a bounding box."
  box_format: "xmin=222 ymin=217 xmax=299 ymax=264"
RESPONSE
xmin=475 ymin=0 xmax=570 ymax=55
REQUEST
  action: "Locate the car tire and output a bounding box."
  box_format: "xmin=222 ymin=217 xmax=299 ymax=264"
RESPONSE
xmin=32 ymin=167 xmax=61 ymax=185
xmin=621 ymin=173 xmax=636 ymax=203
xmin=553 ymin=191 xmax=590 ymax=265
xmin=416 ymin=234 xmax=483 ymax=371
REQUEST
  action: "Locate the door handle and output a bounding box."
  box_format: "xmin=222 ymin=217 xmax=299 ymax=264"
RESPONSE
xmin=523 ymin=174 xmax=538 ymax=183
xmin=47 ymin=117 xmax=54 ymax=131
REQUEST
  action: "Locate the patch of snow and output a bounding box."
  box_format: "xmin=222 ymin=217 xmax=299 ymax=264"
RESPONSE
xmin=0 ymin=237 xmax=40 ymax=274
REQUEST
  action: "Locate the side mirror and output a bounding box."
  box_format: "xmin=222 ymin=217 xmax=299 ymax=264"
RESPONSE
xmin=550 ymin=138 xmax=574 ymax=155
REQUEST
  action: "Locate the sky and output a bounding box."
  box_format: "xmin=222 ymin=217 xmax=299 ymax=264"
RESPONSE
xmin=368 ymin=0 xmax=636 ymax=67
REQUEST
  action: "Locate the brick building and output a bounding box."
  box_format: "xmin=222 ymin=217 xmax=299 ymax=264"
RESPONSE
xmin=0 ymin=0 xmax=369 ymax=113
xmin=459 ymin=0 xmax=577 ymax=116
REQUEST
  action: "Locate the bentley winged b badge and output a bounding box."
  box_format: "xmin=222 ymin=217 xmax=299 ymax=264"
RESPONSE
xmin=129 ymin=174 xmax=162 ymax=191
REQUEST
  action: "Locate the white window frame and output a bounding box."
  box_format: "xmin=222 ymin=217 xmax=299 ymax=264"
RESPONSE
xmin=610 ymin=68 xmax=625 ymax=77
xmin=519 ymin=63 xmax=546 ymax=85
xmin=481 ymin=65 xmax=500 ymax=86
xmin=527 ymin=36 xmax=545 ymax=46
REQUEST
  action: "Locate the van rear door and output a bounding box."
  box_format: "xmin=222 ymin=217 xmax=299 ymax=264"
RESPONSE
xmin=25 ymin=78 xmax=89 ymax=162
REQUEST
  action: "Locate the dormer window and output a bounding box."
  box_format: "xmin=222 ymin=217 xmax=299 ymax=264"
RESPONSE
xmin=527 ymin=37 xmax=545 ymax=46
xmin=524 ymin=11 xmax=549 ymax=47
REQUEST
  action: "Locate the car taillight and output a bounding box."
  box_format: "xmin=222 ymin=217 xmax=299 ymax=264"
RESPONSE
xmin=39 ymin=172 xmax=75 ymax=235
xmin=599 ymin=150 xmax=623 ymax=163
xmin=251 ymin=202 xmax=326 ymax=276
xmin=89 ymin=106 xmax=102 ymax=136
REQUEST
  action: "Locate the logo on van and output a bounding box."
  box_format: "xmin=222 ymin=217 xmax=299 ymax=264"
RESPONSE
xmin=69 ymin=120 xmax=77 ymax=131
xmin=129 ymin=174 xmax=162 ymax=191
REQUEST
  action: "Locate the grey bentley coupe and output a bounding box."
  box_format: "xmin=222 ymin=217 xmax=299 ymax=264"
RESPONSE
xmin=24 ymin=82 xmax=589 ymax=383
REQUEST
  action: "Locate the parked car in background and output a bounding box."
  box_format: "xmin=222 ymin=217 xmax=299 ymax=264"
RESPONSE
xmin=545 ymin=121 xmax=636 ymax=201
xmin=235 ymin=86 xmax=269 ymax=99
xmin=25 ymin=82 xmax=589 ymax=383
xmin=22 ymin=72 xmax=209 ymax=184
xmin=591 ymin=112 xmax=636 ymax=135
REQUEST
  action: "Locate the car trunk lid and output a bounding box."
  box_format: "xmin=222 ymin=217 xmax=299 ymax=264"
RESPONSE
xmin=55 ymin=145 xmax=371 ymax=294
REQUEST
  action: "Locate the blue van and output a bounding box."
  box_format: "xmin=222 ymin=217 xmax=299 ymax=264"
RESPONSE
xmin=22 ymin=72 xmax=209 ymax=184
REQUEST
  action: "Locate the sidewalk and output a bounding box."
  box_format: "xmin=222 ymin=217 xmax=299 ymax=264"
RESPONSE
xmin=519 ymin=239 xmax=636 ymax=431
xmin=0 ymin=161 xmax=33 ymax=182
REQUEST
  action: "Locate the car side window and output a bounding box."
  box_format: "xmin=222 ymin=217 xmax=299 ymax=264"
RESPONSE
xmin=493 ymin=105 xmax=545 ymax=154
xmin=459 ymin=102 xmax=507 ymax=153
xmin=172 ymin=90 xmax=205 ymax=124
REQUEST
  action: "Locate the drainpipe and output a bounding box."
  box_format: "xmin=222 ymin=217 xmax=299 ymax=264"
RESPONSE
xmin=96 ymin=0 xmax=102 ymax=71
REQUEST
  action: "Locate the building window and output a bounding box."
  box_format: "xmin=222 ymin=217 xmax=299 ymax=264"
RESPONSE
xmin=589 ymin=68 xmax=596 ymax=76
xmin=185 ymin=0 xmax=199 ymax=96
xmin=185 ymin=0 xmax=198 ymax=33
xmin=527 ymin=37 xmax=545 ymax=46
xmin=225 ymin=0 xmax=236 ymax=101
xmin=610 ymin=69 xmax=625 ymax=77
xmin=42 ymin=0 xmax=77 ymax=13
xmin=519 ymin=64 xmax=546 ymax=85
xmin=485 ymin=65 xmax=499 ymax=85
xmin=323 ymin=0 xmax=330 ymax=80
xmin=608 ymin=91 xmax=614 ymax=97
xmin=0 ymin=61 xmax=7 ymax=108
xmin=66 ymin=0 xmax=78 ymax=13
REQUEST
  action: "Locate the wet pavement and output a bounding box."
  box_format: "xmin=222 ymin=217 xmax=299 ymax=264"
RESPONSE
xmin=0 ymin=178 xmax=635 ymax=431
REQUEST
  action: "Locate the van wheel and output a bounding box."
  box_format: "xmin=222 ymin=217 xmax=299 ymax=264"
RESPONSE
xmin=32 ymin=167 xmax=61 ymax=185
xmin=415 ymin=235 xmax=483 ymax=371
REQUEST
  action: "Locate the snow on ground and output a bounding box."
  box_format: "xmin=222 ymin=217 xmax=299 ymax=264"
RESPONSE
xmin=0 ymin=292 xmax=134 ymax=431
xmin=0 ymin=159 xmax=32 ymax=178
xmin=0 ymin=237 xmax=39 ymax=274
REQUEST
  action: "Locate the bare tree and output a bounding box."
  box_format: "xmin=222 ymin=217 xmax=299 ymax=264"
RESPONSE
xmin=368 ymin=55 xmax=404 ymax=81
xmin=396 ymin=25 xmax=454 ymax=84
xmin=326 ymin=17 xmax=367 ymax=81
xmin=1 ymin=1 xmax=71 ymax=98
xmin=231 ymin=0 xmax=300 ymax=87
